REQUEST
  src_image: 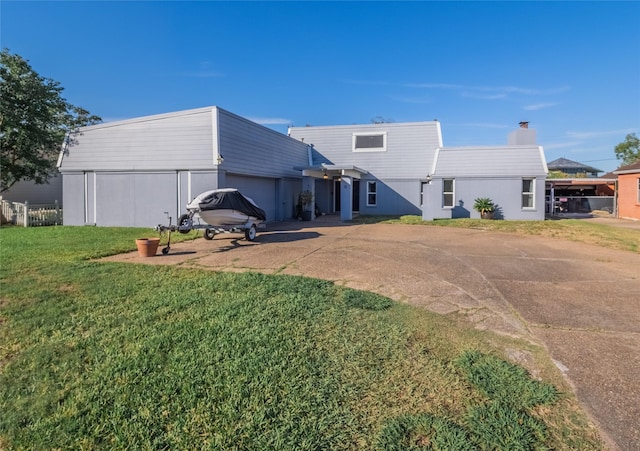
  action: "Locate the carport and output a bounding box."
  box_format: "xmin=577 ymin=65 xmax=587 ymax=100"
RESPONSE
xmin=546 ymin=178 xmax=616 ymax=215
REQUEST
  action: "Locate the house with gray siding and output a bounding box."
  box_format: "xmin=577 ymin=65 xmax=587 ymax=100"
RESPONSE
xmin=58 ymin=106 xmax=548 ymax=227
xmin=289 ymin=120 xmax=547 ymax=221
xmin=58 ymin=106 xmax=309 ymax=227
xmin=423 ymin=145 xmax=547 ymax=220
xmin=288 ymin=121 xmax=443 ymax=221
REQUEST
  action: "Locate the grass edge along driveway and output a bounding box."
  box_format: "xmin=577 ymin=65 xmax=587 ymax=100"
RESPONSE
xmin=0 ymin=226 xmax=604 ymax=449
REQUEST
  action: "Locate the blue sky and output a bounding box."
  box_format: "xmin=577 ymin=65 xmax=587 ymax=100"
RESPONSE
xmin=2 ymin=1 xmax=639 ymax=173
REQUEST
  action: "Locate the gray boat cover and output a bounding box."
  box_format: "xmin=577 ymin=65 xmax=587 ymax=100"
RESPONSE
xmin=196 ymin=189 xmax=266 ymax=221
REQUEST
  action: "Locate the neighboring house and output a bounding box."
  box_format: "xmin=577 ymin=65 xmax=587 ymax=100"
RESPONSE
xmin=58 ymin=106 xmax=549 ymax=226
xmin=1 ymin=174 xmax=63 ymax=204
xmin=613 ymin=160 xmax=640 ymax=220
xmin=547 ymin=157 xmax=602 ymax=178
xmin=543 ymin=159 xmax=615 ymax=215
xmin=57 ymin=106 xmax=309 ymax=226
xmin=289 ymin=120 xmax=548 ymax=221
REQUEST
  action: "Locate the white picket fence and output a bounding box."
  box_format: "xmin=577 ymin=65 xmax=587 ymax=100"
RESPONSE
xmin=0 ymin=198 xmax=62 ymax=227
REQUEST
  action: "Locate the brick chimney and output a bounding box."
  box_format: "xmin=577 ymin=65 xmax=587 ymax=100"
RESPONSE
xmin=519 ymin=121 xmax=529 ymax=129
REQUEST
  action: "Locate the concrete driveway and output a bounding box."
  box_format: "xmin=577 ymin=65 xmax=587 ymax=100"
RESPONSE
xmin=106 ymin=217 xmax=640 ymax=450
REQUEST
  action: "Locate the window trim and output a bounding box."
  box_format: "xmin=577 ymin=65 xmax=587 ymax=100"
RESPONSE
xmin=522 ymin=177 xmax=535 ymax=209
xmin=366 ymin=181 xmax=377 ymax=207
xmin=636 ymin=177 xmax=640 ymax=204
xmin=352 ymin=132 xmax=387 ymax=152
xmin=442 ymin=178 xmax=455 ymax=208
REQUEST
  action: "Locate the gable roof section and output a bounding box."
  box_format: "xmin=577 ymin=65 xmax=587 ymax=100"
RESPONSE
xmin=433 ymin=146 xmax=547 ymax=177
xmin=547 ymin=157 xmax=602 ymax=173
xmin=613 ymin=159 xmax=640 ymax=175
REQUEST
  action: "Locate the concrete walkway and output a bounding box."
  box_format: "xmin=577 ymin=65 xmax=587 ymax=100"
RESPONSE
xmin=106 ymin=217 xmax=640 ymax=450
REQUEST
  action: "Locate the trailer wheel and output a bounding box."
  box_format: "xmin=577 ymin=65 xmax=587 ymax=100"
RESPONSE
xmin=178 ymin=214 xmax=191 ymax=234
xmin=244 ymin=225 xmax=257 ymax=241
xmin=204 ymin=228 xmax=216 ymax=240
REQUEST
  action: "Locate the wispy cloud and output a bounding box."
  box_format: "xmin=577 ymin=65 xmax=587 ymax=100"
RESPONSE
xmin=455 ymin=122 xmax=510 ymax=129
xmin=183 ymin=71 xmax=224 ymax=78
xmin=248 ymin=117 xmax=291 ymax=125
xmin=181 ymin=61 xmax=224 ymax=78
xmin=566 ymin=128 xmax=636 ymax=139
xmin=388 ymin=95 xmax=432 ymax=104
xmin=461 ymin=92 xmax=508 ymax=100
xmin=406 ymin=83 xmax=569 ymax=97
xmin=543 ymin=141 xmax=582 ymax=150
xmin=343 ymin=79 xmax=570 ymax=103
xmin=406 ymin=82 xmax=464 ymax=90
xmin=523 ymin=102 xmax=559 ymax=111
xmin=340 ymin=79 xmax=393 ymax=86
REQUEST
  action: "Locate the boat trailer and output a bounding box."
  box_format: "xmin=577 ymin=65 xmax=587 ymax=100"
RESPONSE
xmin=154 ymin=212 xmax=264 ymax=255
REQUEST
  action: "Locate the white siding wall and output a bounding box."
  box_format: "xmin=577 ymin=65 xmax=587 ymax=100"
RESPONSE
xmin=422 ymin=177 xmax=546 ymax=221
xmin=62 ymin=173 xmax=85 ymax=225
xmin=360 ymin=178 xmax=422 ymax=216
xmin=289 ymin=122 xmax=442 ymax=180
xmin=59 ymin=107 xmax=216 ymax=171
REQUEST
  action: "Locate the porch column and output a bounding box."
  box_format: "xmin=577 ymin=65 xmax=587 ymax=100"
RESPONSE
xmin=421 ymin=181 xmax=434 ymax=221
xmin=340 ymin=176 xmax=353 ymax=221
xmin=302 ymin=175 xmax=316 ymax=220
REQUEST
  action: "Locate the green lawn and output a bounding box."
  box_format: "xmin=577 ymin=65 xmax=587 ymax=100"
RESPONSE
xmin=0 ymin=226 xmax=604 ymax=449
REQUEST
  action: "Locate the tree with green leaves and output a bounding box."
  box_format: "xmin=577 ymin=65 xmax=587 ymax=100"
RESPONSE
xmin=0 ymin=49 xmax=101 ymax=193
xmin=614 ymin=133 xmax=640 ymax=166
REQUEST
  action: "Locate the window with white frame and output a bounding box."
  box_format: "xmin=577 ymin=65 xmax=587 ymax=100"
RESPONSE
xmin=367 ymin=181 xmax=377 ymax=206
xmin=522 ymin=178 xmax=535 ymax=209
xmin=443 ymin=179 xmax=454 ymax=208
xmin=353 ymin=132 xmax=387 ymax=152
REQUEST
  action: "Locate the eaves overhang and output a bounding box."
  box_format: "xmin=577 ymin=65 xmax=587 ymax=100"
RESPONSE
xmin=546 ymin=178 xmax=616 ymax=186
xmin=294 ymin=164 xmax=369 ymax=179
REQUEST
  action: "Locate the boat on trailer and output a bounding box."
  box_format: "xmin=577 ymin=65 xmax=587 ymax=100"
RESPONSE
xmin=155 ymin=188 xmax=266 ymax=254
xmin=186 ymin=188 xmax=266 ymax=228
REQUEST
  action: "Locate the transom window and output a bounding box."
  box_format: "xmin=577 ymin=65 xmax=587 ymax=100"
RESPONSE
xmin=443 ymin=179 xmax=454 ymax=208
xmin=367 ymin=181 xmax=377 ymax=206
xmin=353 ymin=132 xmax=387 ymax=152
xmin=522 ymin=178 xmax=535 ymax=209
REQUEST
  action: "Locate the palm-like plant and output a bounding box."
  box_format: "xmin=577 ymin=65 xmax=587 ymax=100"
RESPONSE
xmin=473 ymin=197 xmax=495 ymax=218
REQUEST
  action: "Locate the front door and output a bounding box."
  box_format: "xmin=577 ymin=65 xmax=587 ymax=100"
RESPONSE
xmin=334 ymin=179 xmax=360 ymax=212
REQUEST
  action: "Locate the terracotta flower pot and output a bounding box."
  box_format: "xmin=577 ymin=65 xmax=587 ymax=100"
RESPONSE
xmin=135 ymin=238 xmax=160 ymax=257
